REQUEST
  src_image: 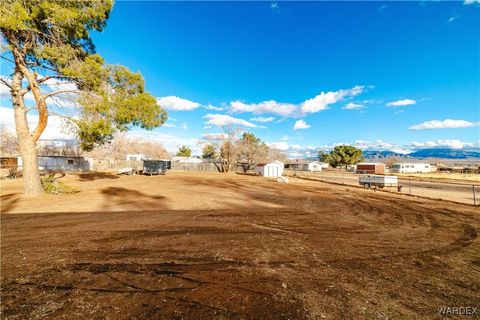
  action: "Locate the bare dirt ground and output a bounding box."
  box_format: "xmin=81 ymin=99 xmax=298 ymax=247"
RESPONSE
xmin=395 ymin=172 xmax=480 ymax=183
xmin=1 ymin=172 xmax=479 ymax=319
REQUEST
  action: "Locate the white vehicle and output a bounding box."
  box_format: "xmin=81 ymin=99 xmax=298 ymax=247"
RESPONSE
xmin=359 ymin=175 xmax=398 ymax=189
xmin=390 ymin=163 xmax=433 ymax=173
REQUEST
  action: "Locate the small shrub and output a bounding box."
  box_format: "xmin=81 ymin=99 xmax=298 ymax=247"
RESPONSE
xmin=7 ymin=168 xmax=18 ymax=179
xmin=41 ymin=175 xmax=78 ymax=194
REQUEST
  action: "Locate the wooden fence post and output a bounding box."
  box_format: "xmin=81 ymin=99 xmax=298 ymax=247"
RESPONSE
xmin=473 ymin=185 xmax=477 ymax=206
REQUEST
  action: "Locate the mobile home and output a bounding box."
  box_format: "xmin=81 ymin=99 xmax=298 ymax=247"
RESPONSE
xmin=17 ymin=155 xmax=90 ymax=171
xmin=307 ymin=162 xmax=323 ymax=172
xmin=390 ymin=163 xmax=433 ymax=173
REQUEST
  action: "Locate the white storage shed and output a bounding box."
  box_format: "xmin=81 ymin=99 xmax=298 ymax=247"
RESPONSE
xmin=256 ymin=161 xmax=284 ymax=178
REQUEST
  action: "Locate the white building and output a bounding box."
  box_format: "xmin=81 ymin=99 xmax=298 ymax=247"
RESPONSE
xmin=307 ymin=161 xmax=323 ymax=172
xmin=255 ymin=161 xmax=284 ymax=178
xmin=126 ymin=153 xmax=148 ymax=161
xmin=319 ymin=162 xmax=330 ymax=169
xmin=390 ymin=163 xmax=434 ymax=173
xmin=18 ymin=155 xmax=90 ymax=171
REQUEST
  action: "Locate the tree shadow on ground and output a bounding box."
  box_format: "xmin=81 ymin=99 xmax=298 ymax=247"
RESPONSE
xmin=235 ymin=172 xmax=258 ymax=176
xmin=101 ymin=187 xmax=168 ymax=211
xmin=0 ymin=193 xmax=20 ymax=213
xmin=77 ymin=172 xmax=120 ymax=181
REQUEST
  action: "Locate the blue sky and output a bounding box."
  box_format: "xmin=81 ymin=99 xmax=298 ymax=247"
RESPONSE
xmin=1 ymin=1 xmax=479 ymax=157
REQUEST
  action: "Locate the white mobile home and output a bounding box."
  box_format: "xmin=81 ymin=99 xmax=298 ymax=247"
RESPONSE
xmin=18 ymin=155 xmax=90 ymax=171
xmin=390 ymin=163 xmax=433 ymax=173
xmin=319 ymin=162 xmax=330 ymax=169
xmin=126 ymin=153 xmax=147 ymax=161
xmin=255 ymin=161 xmax=284 ymax=178
xmin=307 ymin=162 xmax=323 ymax=172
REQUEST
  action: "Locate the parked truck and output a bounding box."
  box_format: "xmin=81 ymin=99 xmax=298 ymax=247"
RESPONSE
xmin=359 ymin=175 xmax=398 ymax=189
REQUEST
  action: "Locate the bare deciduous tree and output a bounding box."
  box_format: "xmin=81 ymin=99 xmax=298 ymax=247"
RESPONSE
xmin=85 ymin=133 xmax=169 ymax=160
xmin=37 ymin=141 xmax=81 ymax=157
xmin=203 ymin=124 xmax=242 ymax=172
xmin=267 ymin=147 xmax=288 ymax=163
xmin=0 ymin=131 xmax=19 ymax=156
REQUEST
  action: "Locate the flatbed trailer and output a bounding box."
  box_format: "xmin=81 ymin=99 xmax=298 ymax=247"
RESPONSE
xmin=143 ymin=160 xmax=168 ymax=175
xmin=359 ymin=175 xmax=398 ymax=189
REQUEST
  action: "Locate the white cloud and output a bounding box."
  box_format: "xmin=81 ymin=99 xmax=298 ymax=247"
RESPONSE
xmin=411 ymin=140 xmax=473 ymax=150
xmin=203 ymin=114 xmax=261 ymax=128
xmin=293 ymin=119 xmax=310 ymax=130
xmin=204 ymin=104 xmax=224 ymax=111
xmin=127 ymin=130 xmax=201 ymax=155
xmin=464 ymin=0 xmax=480 ymax=4
xmin=409 ymin=119 xmax=479 ymax=130
xmin=267 ymin=138 xmax=479 ymax=159
xmin=229 ymin=85 xmax=365 ymax=116
xmin=267 ymin=141 xmax=318 ymax=158
xmin=250 ymin=116 xmax=275 ymax=122
xmin=0 ymin=77 xmax=11 ymax=98
xmin=202 ymin=133 xmax=228 ymax=142
xmin=230 ymin=100 xmax=297 ymax=117
xmin=1 ymin=76 xmax=79 ymax=108
xmin=350 ymin=139 xmax=476 ymax=152
xmin=281 ymin=135 xmax=289 ymax=141
xmin=157 ymin=96 xmax=200 ymax=111
xmin=300 ymin=85 xmax=364 ymax=114
xmin=386 ymin=99 xmax=416 ymax=107
xmin=40 ymin=78 xmax=77 ymax=93
xmin=0 ymin=106 xmax=74 ymax=141
xmin=267 ymin=141 xmax=290 ymax=151
xmin=350 ymin=140 xmax=412 ymax=154
xmin=342 ymin=102 xmax=364 ymax=110
xmin=448 ymin=15 xmax=460 ymax=23
xmin=163 ymin=123 xmax=176 ymax=128
xmin=180 ymin=122 xmax=188 ymax=130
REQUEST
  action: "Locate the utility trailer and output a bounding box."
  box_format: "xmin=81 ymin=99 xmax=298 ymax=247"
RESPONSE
xmin=359 ymin=175 xmax=398 ymax=189
xmin=143 ymin=160 xmax=168 ymax=175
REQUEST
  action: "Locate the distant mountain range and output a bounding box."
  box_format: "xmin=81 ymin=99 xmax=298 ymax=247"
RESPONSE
xmin=408 ymin=148 xmax=480 ymax=159
xmin=361 ymin=150 xmax=410 ymax=159
xmin=363 ymin=148 xmax=480 ymax=160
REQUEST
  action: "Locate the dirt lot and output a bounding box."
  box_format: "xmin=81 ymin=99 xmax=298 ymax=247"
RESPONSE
xmin=287 ymin=170 xmax=480 ymax=205
xmin=1 ymin=172 xmax=479 ymax=319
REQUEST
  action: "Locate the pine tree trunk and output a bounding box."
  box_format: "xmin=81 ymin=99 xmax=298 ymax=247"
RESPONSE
xmin=13 ymin=107 xmax=44 ymax=196
xmin=11 ymin=68 xmax=44 ymax=196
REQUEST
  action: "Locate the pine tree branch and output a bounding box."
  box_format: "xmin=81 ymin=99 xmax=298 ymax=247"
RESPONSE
xmin=44 ymin=90 xmax=81 ymax=99
xmin=0 ymin=78 xmax=12 ymax=89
